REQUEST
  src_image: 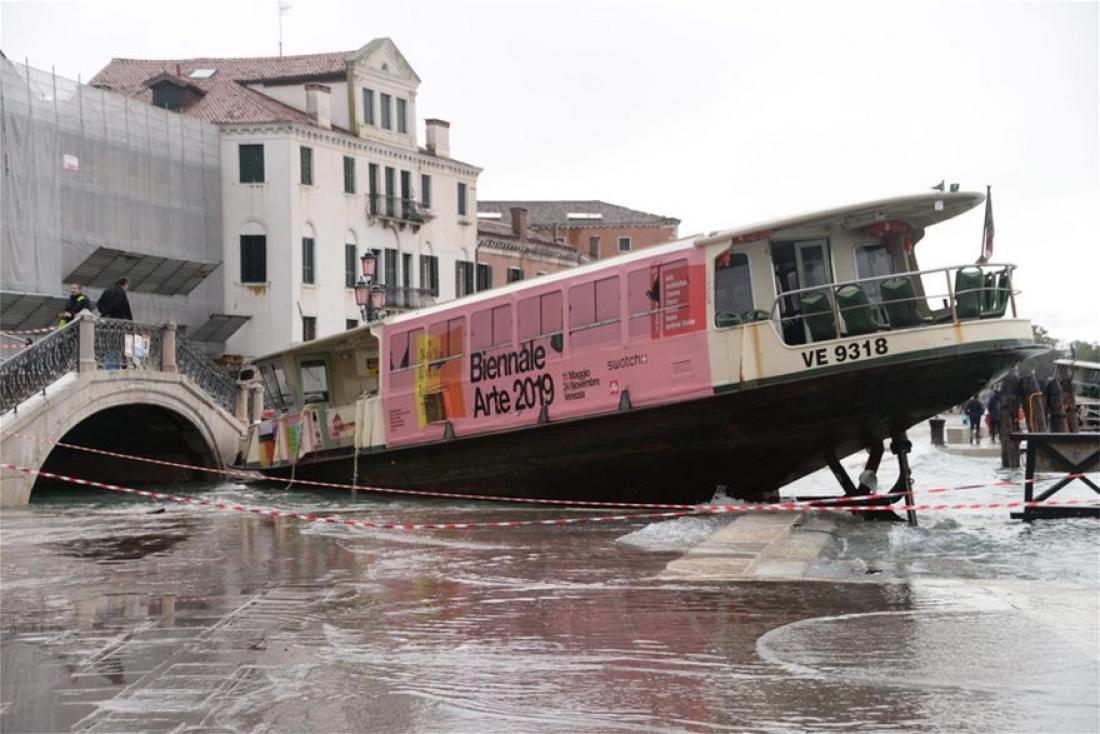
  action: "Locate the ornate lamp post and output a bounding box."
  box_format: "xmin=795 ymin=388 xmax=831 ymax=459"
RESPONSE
xmin=354 ymin=252 xmax=386 ymax=322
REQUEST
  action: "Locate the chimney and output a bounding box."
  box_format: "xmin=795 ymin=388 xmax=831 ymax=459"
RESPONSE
xmin=510 ymin=207 xmax=528 ymax=240
xmin=425 ymin=118 xmax=450 ymax=158
xmin=305 ymin=83 xmax=331 ymax=129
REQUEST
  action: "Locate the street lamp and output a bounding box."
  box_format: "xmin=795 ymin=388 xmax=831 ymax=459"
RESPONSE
xmin=354 ymin=252 xmax=385 ymax=322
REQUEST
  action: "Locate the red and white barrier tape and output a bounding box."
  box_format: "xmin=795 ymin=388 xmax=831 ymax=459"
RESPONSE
xmin=0 ymin=342 xmax=33 ymax=349
xmin=2 ymin=429 xmax=1095 ymax=512
xmin=2 ymin=462 xmax=1097 ymax=531
xmin=0 ymin=326 xmax=55 ymax=336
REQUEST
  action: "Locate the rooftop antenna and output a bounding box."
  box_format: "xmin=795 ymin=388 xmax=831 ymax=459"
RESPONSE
xmin=278 ymin=1 xmax=292 ymax=58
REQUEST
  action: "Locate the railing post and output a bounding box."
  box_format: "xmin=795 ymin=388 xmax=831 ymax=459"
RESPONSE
xmin=249 ymin=383 xmax=265 ymax=423
xmin=827 ymin=287 xmax=842 ymax=339
xmin=78 ymin=312 xmax=95 ymax=373
xmin=1008 ymin=268 xmax=1017 ymax=318
xmin=161 ymin=322 xmax=178 ymax=373
xmin=946 ymin=269 xmax=958 ymax=323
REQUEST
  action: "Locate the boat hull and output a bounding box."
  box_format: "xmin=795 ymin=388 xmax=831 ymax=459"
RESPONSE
xmin=258 ymin=341 xmax=1037 ymax=503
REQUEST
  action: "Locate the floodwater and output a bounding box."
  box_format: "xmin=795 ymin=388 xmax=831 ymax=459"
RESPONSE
xmin=1 ymin=433 xmax=1097 ymax=733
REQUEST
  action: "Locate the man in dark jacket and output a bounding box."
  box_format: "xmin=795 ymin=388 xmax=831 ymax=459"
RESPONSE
xmin=987 ymin=390 xmax=1001 ymax=443
xmin=97 ymin=278 xmax=133 ymax=320
xmin=965 ymin=395 xmax=985 ymax=444
xmin=59 ymin=282 xmax=93 ymax=327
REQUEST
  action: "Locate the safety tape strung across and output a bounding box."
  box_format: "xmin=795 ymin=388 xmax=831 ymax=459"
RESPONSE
xmin=2 ymin=462 xmax=1097 ymax=532
xmin=0 ymin=326 xmax=55 ymax=336
xmin=2 ymin=429 xmax=1095 ymax=512
xmin=0 ymin=463 xmax=700 ymax=529
xmin=0 ymin=342 xmax=33 ymax=349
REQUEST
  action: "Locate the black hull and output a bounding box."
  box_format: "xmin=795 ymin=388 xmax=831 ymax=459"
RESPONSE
xmin=260 ymin=342 xmax=1037 ymax=503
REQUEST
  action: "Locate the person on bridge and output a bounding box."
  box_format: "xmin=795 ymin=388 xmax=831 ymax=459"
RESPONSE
xmin=97 ymin=278 xmax=133 ymax=321
xmin=965 ymin=395 xmax=985 ymax=444
xmin=59 ymin=283 xmax=93 ymax=327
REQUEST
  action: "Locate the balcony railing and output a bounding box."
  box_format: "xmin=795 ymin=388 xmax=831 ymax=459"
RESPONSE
xmin=383 ymin=284 xmax=437 ymax=310
xmin=713 ymin=263 xmax=1018 ymax=346
xmin=367 ymin=194 xmax=432 ymax=226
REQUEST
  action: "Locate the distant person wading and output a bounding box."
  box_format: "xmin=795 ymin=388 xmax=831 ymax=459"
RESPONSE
xmin=97 ymin=277 xmax=133 ymax=320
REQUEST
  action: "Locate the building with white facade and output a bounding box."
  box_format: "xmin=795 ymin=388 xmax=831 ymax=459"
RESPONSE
xmin=91 ymin=39 xmax=481 ymax=357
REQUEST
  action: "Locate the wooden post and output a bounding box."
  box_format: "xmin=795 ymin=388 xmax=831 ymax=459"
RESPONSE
xmin=161 ymin=322 xmax=177 ymax=373
xmin=78 ymin=312 xmax=95 ymax=373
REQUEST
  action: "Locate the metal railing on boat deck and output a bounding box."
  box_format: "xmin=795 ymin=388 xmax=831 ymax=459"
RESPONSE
xmin=744 ymin=263 xmax=1019 ymax=346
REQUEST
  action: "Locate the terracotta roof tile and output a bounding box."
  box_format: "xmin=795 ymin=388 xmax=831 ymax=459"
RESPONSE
xmin=478 ymin=200 xmax=680 ymax=228
xmin=89 ymin=51 xmax=353 ymax=125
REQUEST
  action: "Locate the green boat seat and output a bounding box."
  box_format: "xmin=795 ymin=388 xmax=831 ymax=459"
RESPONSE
xmin=742 ymin=309 xmax=771 ymax=323
xmin=981 ymin=268 xmax=1010 ymax=319
xmin=801 ymin=290 xmax=837 ymax=342
xmin=716 ymin=311 xmax=743 ymax=328
xmin=954 ymin=267 xmax=984 ymax=320
xmin=880 ymin=277 xmax=932 ymax=329
xmin=836 ymin=284 xmax=889 ymax=336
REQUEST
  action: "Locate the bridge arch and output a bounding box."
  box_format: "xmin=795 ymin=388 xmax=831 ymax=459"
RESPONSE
xmin=2 ymin=371 xmax=244 ymax=505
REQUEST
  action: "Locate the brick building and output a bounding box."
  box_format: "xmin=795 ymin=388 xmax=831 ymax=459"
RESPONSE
xmin=476 ymin=207 xmax=587 ymax=289
xmin=477 ymin=200 xmax=679 ymax=260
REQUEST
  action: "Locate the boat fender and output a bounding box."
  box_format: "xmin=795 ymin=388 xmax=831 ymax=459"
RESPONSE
xmin=618 ymin=390 xmax=633 ymax=411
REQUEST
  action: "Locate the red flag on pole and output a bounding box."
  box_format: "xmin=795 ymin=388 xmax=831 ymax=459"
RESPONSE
xmin=978 ymin=185 xmax=994 ymax=264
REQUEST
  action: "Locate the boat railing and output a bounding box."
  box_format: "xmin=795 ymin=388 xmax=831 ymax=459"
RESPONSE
xmin=754 ymin=263 xmax=1018 ymax=346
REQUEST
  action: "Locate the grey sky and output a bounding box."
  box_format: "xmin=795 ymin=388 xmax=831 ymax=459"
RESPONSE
xmin=3 ymin=0 xmax=1097 ymax=341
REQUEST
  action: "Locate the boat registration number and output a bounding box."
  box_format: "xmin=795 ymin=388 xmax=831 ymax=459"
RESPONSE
xmin=800 ymin=337 xmax=889 ymax=368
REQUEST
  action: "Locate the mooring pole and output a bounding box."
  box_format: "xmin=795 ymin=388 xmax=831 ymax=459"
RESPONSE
xmin=890 ymin=434 xmax=918 ymax=527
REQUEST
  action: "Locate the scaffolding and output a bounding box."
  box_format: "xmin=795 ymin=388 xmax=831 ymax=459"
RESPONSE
xmin=1 ymin=59 xmax=224 ymax=334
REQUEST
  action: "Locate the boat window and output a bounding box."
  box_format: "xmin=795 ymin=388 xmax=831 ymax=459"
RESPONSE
xmin=715 ymin=251 xmax=754 ymax=324
xmin=260 ymin=363 xmax=293 ymax=409
xmin=388 ymin=328 xmax=424 ymax=372
xmin=517 ymin=290 xmax=563 ymax=352
xmin=569 ymin=276 xmax=620 ymax=348
xmin=471 ymin=304 xmax=513 ymax=352
xmin=428 ymin=316 xmax=465 ymax=364
xmin=854 ymin=242 xmax=895 ymax=301
xmin=627 ymin=266 xmax=659 ymax=338
xmin=299 ymin=359 xmax=330 ymax=404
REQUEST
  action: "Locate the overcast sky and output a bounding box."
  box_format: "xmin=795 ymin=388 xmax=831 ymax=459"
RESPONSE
xmin=3 ymin=0 xmax=1097 ymax=341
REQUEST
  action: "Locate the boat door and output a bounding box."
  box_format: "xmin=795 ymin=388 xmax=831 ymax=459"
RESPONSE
xmin=772 ymin=239 xmax=834 ymax=344
xmin=794 ymin=239 xmax=832 ymax=291
xmin=295 ymin=355 xmax=334 ymax=449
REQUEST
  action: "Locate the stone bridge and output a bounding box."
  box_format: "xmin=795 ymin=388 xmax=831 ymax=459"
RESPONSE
xmin=0 ymin=313 xmax=261 ymax=505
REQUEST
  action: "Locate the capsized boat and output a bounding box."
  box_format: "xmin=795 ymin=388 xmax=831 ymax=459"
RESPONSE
xmin=239 ymin=191 xmax=1039 ymax=502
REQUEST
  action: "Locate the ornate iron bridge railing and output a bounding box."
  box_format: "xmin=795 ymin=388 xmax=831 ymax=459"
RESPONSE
xmin=0 ymin=322 xmax=79 ymax=413
xmin=0 ymin=316 xmax=239 ymax=416
xmin=94 ymin=319 xmax=164 ymax=370
xmin=176 ymin=336 xmax=237 ymax=414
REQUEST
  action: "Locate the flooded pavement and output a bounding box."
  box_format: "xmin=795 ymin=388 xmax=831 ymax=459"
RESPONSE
xmin=2 ymin=438 xmax=1098 ymax=732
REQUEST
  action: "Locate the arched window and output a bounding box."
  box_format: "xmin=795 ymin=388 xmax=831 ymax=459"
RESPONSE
xmin=239 ymin=221 xmax=267 ymax=283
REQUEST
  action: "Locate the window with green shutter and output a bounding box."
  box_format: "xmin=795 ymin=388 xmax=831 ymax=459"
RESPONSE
xmin=343 ymin=156 xmax=355 ymax=194
xmin=302 ymin=237 xmax=315 ymax=283
xmin=240 ymin=235 xmax=266 ymax=282
xmin=300 ymin=146 xmax=313 ymax=186
xmin=362 ymin=88 xmax=374 ymax=125
xmin=239 ymin=144 xmax=264 ymax=183
xmin=345 ymin=244 xmax=357 ymax=287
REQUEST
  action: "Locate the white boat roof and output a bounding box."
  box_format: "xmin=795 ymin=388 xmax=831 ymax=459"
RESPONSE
xmin=1055 ymin=359 xmax=1100 ymax=370
xmin=693 ymin=190 xmax=984 ymax=247
xmin=253 ymin=190 xmax=986 ymax=364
